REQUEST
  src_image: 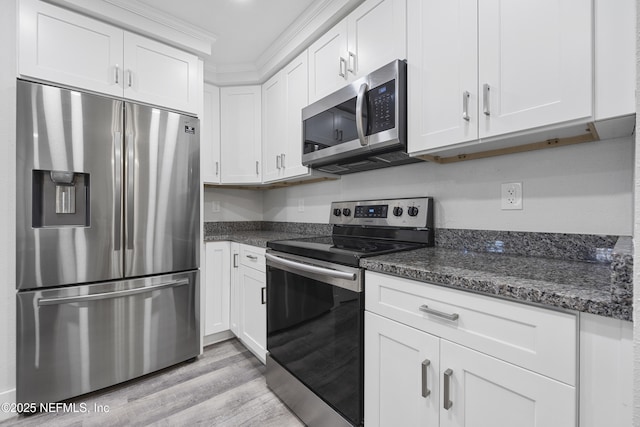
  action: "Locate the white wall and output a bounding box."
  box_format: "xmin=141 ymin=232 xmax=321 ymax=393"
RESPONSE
xmin=633 ymin=0 xmax=640 ymax=419
xmin=262 ymin=136 xmax=633 ymax=235
xmin=203 ymin=187 xmax=264 ymax=222
xmin=0 ymin=0 xmax=17 ymax=419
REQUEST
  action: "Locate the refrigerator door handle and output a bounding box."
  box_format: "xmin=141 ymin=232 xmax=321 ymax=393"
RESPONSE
xmin=37 ymin=279 xmax=189 ymax=306
xmin=126 ymin=133 xmax=135 ymax=251
xmin=113 ymin=131 xmax=122 ymax=251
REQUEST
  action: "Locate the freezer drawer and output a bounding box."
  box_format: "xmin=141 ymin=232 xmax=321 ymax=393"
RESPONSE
xmin=16 ymin=270 xmax=199 ymax=404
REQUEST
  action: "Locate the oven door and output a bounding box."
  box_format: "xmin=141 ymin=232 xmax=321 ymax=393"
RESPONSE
xmin=265 ymin=251 xmax=364 ymax=426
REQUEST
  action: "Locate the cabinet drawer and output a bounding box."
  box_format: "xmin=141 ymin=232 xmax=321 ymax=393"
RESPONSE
xmin=240 ymin=245 xmax=266 ymax=272
xmin=365 ymin=271 xmax=577 ymax=386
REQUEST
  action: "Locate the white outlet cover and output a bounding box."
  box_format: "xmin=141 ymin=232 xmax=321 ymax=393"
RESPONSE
xmin=212 ymin=201 xmax=221 ymax=213
xmin=298 ymin=198 xmax=305 ymax=212
xmin=501 ymin=182 xmax=523 ymax=210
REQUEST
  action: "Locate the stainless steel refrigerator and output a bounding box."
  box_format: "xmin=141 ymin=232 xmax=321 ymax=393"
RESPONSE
xmin=15 ymin=80 xmax=200 ymax=404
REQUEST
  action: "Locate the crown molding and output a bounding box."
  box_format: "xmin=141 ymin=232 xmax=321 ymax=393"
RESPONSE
xmin=206 ymin=0 xmax=363 ymax=86
xmin=44 ymin=0 xmax=217 ymax=56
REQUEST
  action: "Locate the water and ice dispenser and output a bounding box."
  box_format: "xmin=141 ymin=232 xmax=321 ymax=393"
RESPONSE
xmin=31 ymin=170 xmax=90 ymax=227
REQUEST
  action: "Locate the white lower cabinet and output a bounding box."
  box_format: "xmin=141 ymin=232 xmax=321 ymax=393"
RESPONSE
xmin=365 ymin=271 xmax=577 ymax=427
xmin=365 ymin=312 xmax=440 ymax=426
xmin=237 ymin=245 xmax=267 ymax=363
xmin=204 ymin=242 xmax=230 ymax=337
xmin=203 ymin=242 xmax=266 ymax=364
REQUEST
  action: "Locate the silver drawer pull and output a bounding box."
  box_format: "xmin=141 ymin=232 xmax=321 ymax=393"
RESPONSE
xmin=421 ymin=359 xmax=431 ymax=398
xmin=419 ymin=304 xmax=459 ymax=321
xmin=443 ymin=368 xmax=453 ymax=410
xmin=246 ymin=254 xmax=258 ymax=260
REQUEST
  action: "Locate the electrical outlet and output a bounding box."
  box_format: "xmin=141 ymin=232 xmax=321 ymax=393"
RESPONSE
xmin=501 ymin=182 xmax=522 ymax=210
xmin=211 ymin=201 xmax=221 ymax=213
xmin=298 ymin=198 xmax=305 ymax=213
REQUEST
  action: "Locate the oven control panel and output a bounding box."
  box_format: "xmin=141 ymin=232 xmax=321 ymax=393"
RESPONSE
xmin=330 ymin=197 xmax=433 ymax=228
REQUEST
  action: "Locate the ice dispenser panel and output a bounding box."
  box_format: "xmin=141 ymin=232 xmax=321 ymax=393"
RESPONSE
xmin=32 ymin=170 xmax=90 ymax=227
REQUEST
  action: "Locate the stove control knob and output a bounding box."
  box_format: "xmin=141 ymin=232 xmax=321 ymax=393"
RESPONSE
xmin=408 ymin=206 xmax=419 ymax=217
xmin=342 ymin=208 xmax=352 ymax=217
xmin=333 ymin=208 xmax=342 ymax=217
xmin=393 ymin=206 xmax=403 ymax=216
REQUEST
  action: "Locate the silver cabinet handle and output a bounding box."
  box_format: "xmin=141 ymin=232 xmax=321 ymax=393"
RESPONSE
xmin=276 ymin=155 xmax=281 ymax=169
xmin=38 ymin=279 xmax=189 ymax=306
xmin=255 ymin=160 xmax=260 ymax=175
xmin=356 ymin=83 xmax=369 ymax=147
xmin=339 ymin=57 xmax=347 ymax=79
xmin=280 ymin=153 xmax=285 ymax=168
xmin=114 ymin=65 xmax=120 ymax=84
xmin=443 ymin=368 xmax=453 ymax=410
xmin=419 ymin=304 xmax=459 ymax=321
xmin=422 ymin=359 xmax=431 ymax=398
xmin=261 ymin=287 xmax=266 ymax=305
xmin=483 ymin=83 xmax=490 ymax=116
xmin=233 ymin=253 xmax=239 ymax=268
xmin=113 ymin=131 xmax=122 ymax=251
xmin=127 ymin=70 xmax=133 ymax=88
xmin=265 ymin=253 xmax=357 ymax=281
xmin=462 ymin=91 xmax=470 ymax=121
xmin=215 ymin=161 xmax=219 ymax=176
xmin=348 ymin=51 xmax=356 ymax=74
xmin=334 ymin=129 xmax=339 ymax=140
xmin=246 ymin=254 xmax=258 ymax=260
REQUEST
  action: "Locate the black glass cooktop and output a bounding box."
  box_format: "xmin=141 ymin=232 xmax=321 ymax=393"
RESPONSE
xmin=267 ymin=235 xmax=426 ymax=267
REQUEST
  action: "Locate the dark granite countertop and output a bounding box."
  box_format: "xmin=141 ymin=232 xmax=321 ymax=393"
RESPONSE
xmin=361 ymin=246 xmax=632 ymax=321
xmin=203 ymin=222 xmax=632 ymax=321
xmin=204 ymin=231 xmax=313 ymax=248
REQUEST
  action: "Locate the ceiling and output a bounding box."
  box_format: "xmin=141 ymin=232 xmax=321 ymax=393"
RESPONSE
xmin=136 ymin=0 xmax=317 ymax=70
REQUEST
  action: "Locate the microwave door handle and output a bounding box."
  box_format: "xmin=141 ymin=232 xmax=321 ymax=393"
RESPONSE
xmin=356 ymin=83 xmax=369 ymax=146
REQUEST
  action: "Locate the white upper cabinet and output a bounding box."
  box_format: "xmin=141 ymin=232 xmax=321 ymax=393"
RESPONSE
xmin=19 ymin=0 xmax=200 ymax=114
xmin=19 ymin=0 xmax=124 ymax=98
xmin=220 ymin=86 xmax=262 ymax=184
xmin=202 ymin=83 xmax=221 ymax=184
xmin=123 ymin=32 xmax=199 ymax=114
xmin=262 ymin=70 xmax=287 ymax=183
xmin=594 ymin=0 xmax=636 ymax=122
xmin=407 ymin=0 xmax=478 ymax=150
xmin=308 ymin=0 xmax=406 ymax=102
xmin=477 ymin=0 xmax=591 ymax=138
xmin=408 ymin=0 xmax=592 ymax=155
xmin=262 ymin=51 xmax=310 ymax=183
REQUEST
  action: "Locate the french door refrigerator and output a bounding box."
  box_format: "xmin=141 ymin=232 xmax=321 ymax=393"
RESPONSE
xmin=15 ymin=80 xmax=200 ymax=404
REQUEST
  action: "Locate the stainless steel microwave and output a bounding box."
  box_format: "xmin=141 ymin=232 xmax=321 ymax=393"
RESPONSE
xmin=302 ymin=59 xmax=419 ymax=174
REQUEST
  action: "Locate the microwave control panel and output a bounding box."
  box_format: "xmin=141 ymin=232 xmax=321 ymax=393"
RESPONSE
xmin=368 ymin=80 xmax=396 ymax=134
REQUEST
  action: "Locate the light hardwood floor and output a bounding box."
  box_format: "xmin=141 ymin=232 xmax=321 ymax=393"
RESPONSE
xmin=1 ymin=339 xmax=304 ymax=426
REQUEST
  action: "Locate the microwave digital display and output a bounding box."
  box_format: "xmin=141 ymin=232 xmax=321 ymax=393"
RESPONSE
xmin=368 ymin=80 xmax=395 ymax=135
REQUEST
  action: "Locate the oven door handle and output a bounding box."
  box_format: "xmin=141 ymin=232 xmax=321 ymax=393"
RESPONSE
xmin=265 ymin=253 xmax=357 ymax=281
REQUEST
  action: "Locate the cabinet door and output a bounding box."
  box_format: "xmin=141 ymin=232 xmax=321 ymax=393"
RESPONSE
xmin=19 ymin=0 xmax=124 ymax=97
xmin=230 ymin=243 xmax=240 ymax=336
xmin=220 ymin=86 xmax=262 ymax=184
xmin=365 ymin=312 xmax=439 ymax=427
xmin=478 ymin=0 xmax=592 ymax=138
xmin=262 ymin=71 xmax=286 ymax=183
xmin=440 ymin=340 xmax=575 ymax=427
xmin=308 ymin=19 xmax=349 ymax=103
xmin=123 ymin=32 xmax=200 ymax=114
xmin=239 ymin=264 xmax=267 ymax=363
xmin=204 ymin=242 xmax=230 ymax=336
xmin=202 ymin=84 xmax=221 ymax=184
xmin=281 ymin=51 xmax=310 ymax=179
xmin=407 ymin=0 xmax=478 ymax=153
xmin=347 ymin=0 xmax=407 ymax=80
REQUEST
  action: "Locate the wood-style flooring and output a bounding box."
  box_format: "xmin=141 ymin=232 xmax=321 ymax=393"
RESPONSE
xmin=1 ymin=339 xmax=304 ymax=426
